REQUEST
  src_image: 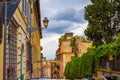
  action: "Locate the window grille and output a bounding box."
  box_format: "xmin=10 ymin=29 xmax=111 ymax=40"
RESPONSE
xmin=6 ymin=22 xmax=17 ymax=80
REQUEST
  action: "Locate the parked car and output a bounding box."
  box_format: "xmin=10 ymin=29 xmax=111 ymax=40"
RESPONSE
xmin=97 ymin=76 xmax=120 ymax=80
xmin=84 ymin=78 xmax=95 ymax=80
xmin=104 ymin=76 xmax=119 ymax=80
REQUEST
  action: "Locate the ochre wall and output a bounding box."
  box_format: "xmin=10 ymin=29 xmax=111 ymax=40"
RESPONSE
xmin=0 ymin=24 xmax=4 ymax=80
xmin=32 ymin=3 xmax=41 ymax=78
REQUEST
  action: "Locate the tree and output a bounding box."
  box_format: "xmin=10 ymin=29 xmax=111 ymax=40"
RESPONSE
xmin=84 ymin=0 xmax=120 ymax=46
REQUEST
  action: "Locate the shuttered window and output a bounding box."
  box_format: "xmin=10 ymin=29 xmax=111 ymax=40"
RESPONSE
xmin=27 ymin=5 xmax=32 ymax=26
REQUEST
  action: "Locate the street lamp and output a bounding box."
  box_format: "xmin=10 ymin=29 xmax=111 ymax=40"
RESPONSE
xmin=26 ymin=17 xmax=49 ymax=32
xmin=43 ymin=17 xmax=49 ymax=29
xmin=26 ymin=17 xmax=49 ymax=78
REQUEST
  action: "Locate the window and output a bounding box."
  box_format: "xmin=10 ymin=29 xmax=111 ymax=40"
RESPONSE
xmin=71 ymin=56 xmax=75 ymax=60
xmin=27 ymin=4 xmax=32 ymax=26
xmin=22 ymin=0 xmax=27 ymax=15
xmin=26 ymin=42 xmax=30 ymax=71
xmin=6 ymin=23 xmax=17 ymax=80
xmin=0 ymin=18 xmax=2 ymax=44
xmin=79 ymin=48 xmax=81 ymax=53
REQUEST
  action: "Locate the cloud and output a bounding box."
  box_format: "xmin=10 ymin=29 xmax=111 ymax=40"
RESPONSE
xmin=70 ymin=22 xmax=88 ymax=36
xmin=45 ymin=20 xmax=73 ymax=34
xmin=42 ymin=8 xmax=88 ymax=34
xmin=40 ymin=0 xmax=91 ymax=19
xmin=52 ymin=8 xmax=86 ymax=23
xmin=41 ymin=33 xmax=61 ymax=60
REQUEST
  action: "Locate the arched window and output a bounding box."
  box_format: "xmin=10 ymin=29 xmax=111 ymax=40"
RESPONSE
xmin=0 ymin=18 xmax=2 ymax=44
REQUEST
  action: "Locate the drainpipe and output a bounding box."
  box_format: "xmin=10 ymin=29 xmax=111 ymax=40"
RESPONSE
xmin=3 ymin=1 xmax=7 ymax=80
xmin=20 ymin=44 xmax=24 ymax=80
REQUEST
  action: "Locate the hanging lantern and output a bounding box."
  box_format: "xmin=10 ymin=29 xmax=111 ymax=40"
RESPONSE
xmin=43 ymin=17 xmax=49 ymax=29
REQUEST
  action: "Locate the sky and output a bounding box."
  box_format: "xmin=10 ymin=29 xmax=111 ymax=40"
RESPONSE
xmin=40 ymin=0 xmax=91 ymax=60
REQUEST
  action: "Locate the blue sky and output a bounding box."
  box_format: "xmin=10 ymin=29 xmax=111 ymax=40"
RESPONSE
xmin=40 ymin=0 xmax=91 ymax=60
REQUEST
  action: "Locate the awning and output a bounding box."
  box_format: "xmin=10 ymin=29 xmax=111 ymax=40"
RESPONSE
xmin=0 ymin=0 xmax=20 ymax=25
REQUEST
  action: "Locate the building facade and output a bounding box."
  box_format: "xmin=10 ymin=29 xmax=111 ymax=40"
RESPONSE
xmin=56 ymin=33 xmax=92 ymax=78
xmin=30 ymin=0 xmax=42 ymax=78
xmin=41 ymin=60 xmax=58 ymax=79
xmin=0 ymin=0 xmax=42 ymax=79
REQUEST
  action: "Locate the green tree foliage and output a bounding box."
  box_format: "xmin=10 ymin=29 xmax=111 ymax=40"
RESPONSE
xmin=59 ymin=34 xmax=68 ymax=45
xmin=64 ymin=57 xmax=82 ymax=79
xmin=64 ymin=52 xmax=95 ymax=79
xmin=64 ymin=33 xmax=120 ymax=79
xmin=81 ymin=52 xmax=95 ymax=77
xmin=71 ymin=37 xmax=78 ymax=57
xmin=64 ymin=61 xmax=71 ymax=79
xmin=84 ymin=0 xmax=120 ymax=46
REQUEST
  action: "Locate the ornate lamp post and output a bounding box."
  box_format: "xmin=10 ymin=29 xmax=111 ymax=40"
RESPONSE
xmin=26 ymin=17 xmax=49 ymax=32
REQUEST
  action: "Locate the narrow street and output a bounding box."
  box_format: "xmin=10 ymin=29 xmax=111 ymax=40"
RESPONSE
xmin=0 ymin=0 xmax=120 ymax=80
